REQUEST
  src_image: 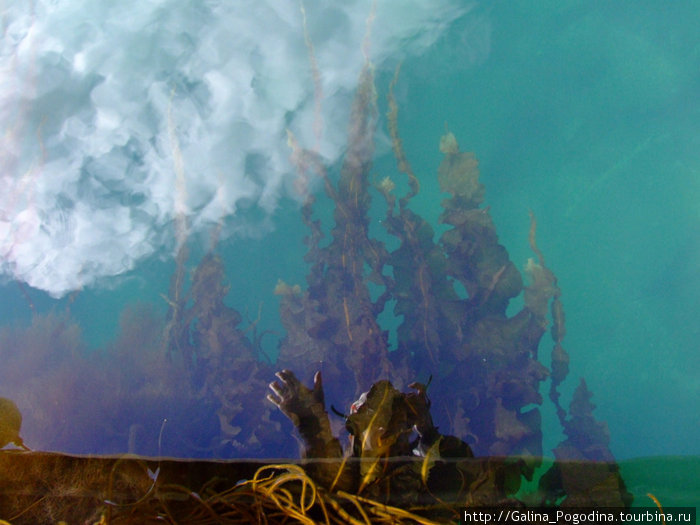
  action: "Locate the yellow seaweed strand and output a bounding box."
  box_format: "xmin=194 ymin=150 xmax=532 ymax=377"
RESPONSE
xmin=343 ymin=297 xmax=353 ymax=341
xmin=299 ymin=0 xmax=323 ymax=151
xmin=334 ymin=491 xmax=373 ymax=525
xmin=647 ymin=493 xmax=666 ymax=525
xmin=328 ymin=453 xmax=351 ymax=492
xmin=325 ymin=494 xmax=370 ymax=525
xmin=339 ymin=490 xmax=443 ymax=525
xmin=254 ymin=464 xmax=324 ymax=524
xmin=358 ymin=384 xmax=394 ymax=492
xmin=7 ymin=495 xmax=47 ymax=523
xmin=387 ymin=62 xmax=419 ymax=200
xmin=527 ymin=210 xmax=545 ymax=267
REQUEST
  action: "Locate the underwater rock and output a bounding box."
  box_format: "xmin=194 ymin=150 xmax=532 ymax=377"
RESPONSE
xmin=0 ymin=397 xmax=27 ymax=450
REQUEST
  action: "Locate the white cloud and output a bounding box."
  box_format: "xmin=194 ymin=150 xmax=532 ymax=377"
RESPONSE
xmin=0 ymin=0 xmax=486 ymax=296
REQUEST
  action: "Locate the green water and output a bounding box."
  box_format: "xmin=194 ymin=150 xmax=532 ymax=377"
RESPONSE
xmin=620 ymin=456 xmax=700 ymax=507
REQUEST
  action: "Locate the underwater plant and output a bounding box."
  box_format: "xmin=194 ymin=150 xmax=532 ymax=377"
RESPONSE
xmin=0 ymin=36 xmax=630 ymax=514
xmin=276 ymin=59 xmax=553 ymax=460
xmin=0 ymin=51 xmax=632 ymax=518
xmin=269 ymin=51 xmax=630 ymax=506
xmin=0 ymin=8 xmax=637 ymax=521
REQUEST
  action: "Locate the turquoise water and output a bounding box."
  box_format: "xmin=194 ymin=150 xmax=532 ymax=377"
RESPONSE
xmin=0 ymin=0 xmax=698 ymax=504
xmin=393 ymin=2 xmax=700 ymax=461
